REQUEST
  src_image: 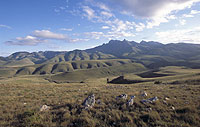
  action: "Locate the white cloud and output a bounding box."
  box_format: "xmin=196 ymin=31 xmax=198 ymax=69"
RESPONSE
xmin=97 ymin=3 xmax=110 ymax=11
xmin=182 ymin=9 xmax=200 ymax=17
xmin=147 ymin=17 xmax=169 ymax=28
xmin=166 ymin=15 xmax=177 ymax=20
xmin=81 ymin=2 xmax=137 ymax=38
xmin=5 ymin=36 xmax=47 ymax=46
xmin=33 ymin=30 xmax=67 ymax=40
xmin=191 ymin=10 xmax=200 ymax=14
xmin=84 ymin=30 xmax=135 ymax=40
xmin=112 ymin=0 xmax=200 ymax=18
xmin=101 ymin=26 xmax=110 ymax=29
xmin=179 ymin=19 xmax=186 ymax=25
xmin=109 ymin=0 xmax=200 ymax=28
xmin=60 ymin=28 xmax=73 ymax=31
xmin=82 ymin=6 xmax=97 ymax=20
xmin=135 ymin=23 xmax=145 ymax=32
xmin=101 ymin=11 xmax=113 ymax=18
xmin=5 ymin=30 xmax=88 ymax=46
xmin=107 ymin=19 xmax=136 ymax=32
xmin=0 ymin=24 xmax=11 ymax=29
xmin=107 ymin=31 xmax=135 ymax=38
xmin=84 ymin=32 xmax=104 ymax=39
xmin=155 ymin=27 xmax=200 ymax=44
xmin=81 ymin=0 xmax=200 ymax=39
xmin=33 ymin=30 xmax=87 ymax=42
xmin=182 ymin=14 xmax=194 ymax=18
xmin=70 ymin=38 xmax=89 ymax=42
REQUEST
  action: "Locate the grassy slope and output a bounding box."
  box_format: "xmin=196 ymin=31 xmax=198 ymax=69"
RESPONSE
xmin=15 ymin=59 xmax=135 ymax=76
xmin=0 ymin=66 xmax=199 ymax=127
xmin=3 ymin=58 xmax=35 ymax=67
xmin=50 ymin=62 xmax=146 ymax=82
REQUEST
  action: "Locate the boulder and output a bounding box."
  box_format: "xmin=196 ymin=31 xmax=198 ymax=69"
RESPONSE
xmin=82 ymin=94 xmax=95 ymax=109
xmin=141 ymin=96 xmax=158 ymax=104
xmin=116 ymin=94 xmax=128 ymax=100
xmin=141 ymin=91 xmax=147 ymax=97
xmin=126 ymin=96 xmax=136 ymax=106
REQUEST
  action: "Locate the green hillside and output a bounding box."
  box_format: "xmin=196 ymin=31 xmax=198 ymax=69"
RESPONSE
xmin=47 ymin=50 xmax=116 ymax=63
xmin=4 ymin=58 xmax=35 ymax=67
xmin=2 ymin=40 xmax=200 ymax=78
xmin=14 ymin=59 xmax=135 ymax=76
xmin=50 ymin=62 xmax=146 ymax=82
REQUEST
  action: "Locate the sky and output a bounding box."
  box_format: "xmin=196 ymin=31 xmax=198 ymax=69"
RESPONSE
xmin=0 ymin=0 xmax=200 ymax=56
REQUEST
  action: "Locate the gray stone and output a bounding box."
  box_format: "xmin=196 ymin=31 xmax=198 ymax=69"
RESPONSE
xmin=116 ymin=94 xmax=128 ymax=100
xmin=141 ymin=91 xmax=147 ymax=97
xmin=82 ymin=94 xmax=95 ymax=109
xmin=127 ymin=96 xmax=136 ymax=106
xmin=141 ymin=96 xmax=158 ymax=104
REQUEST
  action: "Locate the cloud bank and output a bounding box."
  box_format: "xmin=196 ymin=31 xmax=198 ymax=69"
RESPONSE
xmin=111 ymin=0 xmax=200 ymax=18
xmin=5 ymin=30 xmax=85 ymax=46
xmin=156 ymin=27 xmax=200 ymax=43
xmin=5 ymin=36 xmax=47 ymax=46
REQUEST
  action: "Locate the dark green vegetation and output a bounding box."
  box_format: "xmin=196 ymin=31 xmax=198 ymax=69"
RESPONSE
xmin=0 ymin=40 xmax=200 ymax=126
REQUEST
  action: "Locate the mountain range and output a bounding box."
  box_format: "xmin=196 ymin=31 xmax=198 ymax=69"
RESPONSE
xmin=1 ymin=39 xmax=200 ymax=80
xmin=1 ymin=39 xmax=200 ymax=67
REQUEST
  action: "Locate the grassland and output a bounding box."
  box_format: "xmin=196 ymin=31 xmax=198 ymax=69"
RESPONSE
xmin=0 ymin=66 xmax=200 ymax=127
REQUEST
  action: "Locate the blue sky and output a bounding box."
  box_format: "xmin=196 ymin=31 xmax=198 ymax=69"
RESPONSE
xmin=0 ymin=0 xmax=200 ymax=56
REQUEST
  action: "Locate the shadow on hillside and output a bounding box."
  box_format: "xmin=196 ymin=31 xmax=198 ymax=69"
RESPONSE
xmin=108 ymin=76 xmax=150 ymax=84
xmin=137 ymin=70 xmax=172 ymax=78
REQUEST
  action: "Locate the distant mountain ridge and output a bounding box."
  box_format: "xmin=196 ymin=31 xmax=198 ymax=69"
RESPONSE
xmin=1 ymin=40 xmax=200 ymax=68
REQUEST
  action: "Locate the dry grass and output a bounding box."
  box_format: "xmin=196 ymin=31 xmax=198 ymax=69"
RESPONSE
xmin=0 ymin=66 xmax=200 ymax=127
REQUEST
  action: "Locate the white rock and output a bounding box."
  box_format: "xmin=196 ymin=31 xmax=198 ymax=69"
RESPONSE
xmin=163 ymin=100 xmax=167 ymax=105
xmin=127 ymin=96 xmax=135 ymax=106
xmin=40 ymin=105 xmax=50 ymax=111
xmin=141 ymin=91 xmax=147 ymax=97
xmin=171 ymin=106 xmax=175 ymax=110
xmin=164 ymin=97 xmax=170 ymax=101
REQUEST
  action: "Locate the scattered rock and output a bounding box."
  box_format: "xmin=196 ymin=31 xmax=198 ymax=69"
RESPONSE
xmin=171 ymin=106 xmax=175 ymax=110
xmin=145 ymin=107 xmax=152 ymax=112
xmin=141 ymin=91 xmax=147 ymax=97
xmin=116 ymin=94 xmax=128 ymax=100
xmin=164 ymin=97 xmax=170 ymax=101
xmin=82 ymin=94 xmax=95 ymax=109
xmin=126 ymin=96 xmax=136 ymax=106
xmin=149 ymin=96 xmax=158 ymax=102
xmin=163 ymin=100 xmax=168 ymax=105
xmin=141 ymin=96 xmax=158 ymax=104
xmin=141 ymin=99 xmax=149 ymax=103
xmin=96 ymin=99 xmax=101 ymax=104
xmin=40 ymin=105 xmax=50 ymax=111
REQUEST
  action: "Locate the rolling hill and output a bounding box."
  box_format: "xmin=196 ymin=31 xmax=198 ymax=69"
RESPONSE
xmin=1 ymin=39 xmax=200 ymax=79
xmin=2 ymin=39 xmax=200 ymax=68
xmin=15 ymin=59 xmax=135 ymax=76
